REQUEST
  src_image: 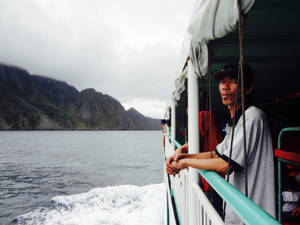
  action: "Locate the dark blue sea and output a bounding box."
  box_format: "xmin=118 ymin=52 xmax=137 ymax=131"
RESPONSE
xmin=0 ymin=130 xmax=164 ymax=225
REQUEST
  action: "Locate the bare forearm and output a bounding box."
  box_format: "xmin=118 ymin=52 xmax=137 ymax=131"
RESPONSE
xmin=184 ymin=151 xmax=218 ymax=159
xmin=181 ymin=157 xmax=229 ymax=173
xmin=180 ymin=143 xmax=188 ymax=153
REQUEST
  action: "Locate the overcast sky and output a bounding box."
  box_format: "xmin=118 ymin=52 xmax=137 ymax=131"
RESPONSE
xmin=0 ymin=0 xmax=195 ymax=118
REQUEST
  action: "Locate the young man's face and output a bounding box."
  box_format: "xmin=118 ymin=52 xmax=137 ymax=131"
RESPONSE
xmin=218 ymin=76 xmax=239 ymax=107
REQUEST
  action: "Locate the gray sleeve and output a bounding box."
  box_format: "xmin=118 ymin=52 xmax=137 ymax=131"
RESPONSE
xmin=217 ymin=111 xmax=263 ymax=168
xmin=216 ymin=148 xmax=243 ymax=171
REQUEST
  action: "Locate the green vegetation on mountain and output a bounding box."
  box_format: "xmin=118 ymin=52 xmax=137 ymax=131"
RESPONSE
xmin=0 ymin=63 xmax=160 ymax=130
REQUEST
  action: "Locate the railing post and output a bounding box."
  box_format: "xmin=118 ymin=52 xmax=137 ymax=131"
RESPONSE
xmin=171 ymin=99 xmax=176 ymax=152
xmin=187 ymin=60 xmax=200 ymax=225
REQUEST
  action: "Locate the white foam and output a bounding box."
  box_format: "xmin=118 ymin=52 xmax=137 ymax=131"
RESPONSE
xmin=16 ymin=183 xmax=164 ymax=225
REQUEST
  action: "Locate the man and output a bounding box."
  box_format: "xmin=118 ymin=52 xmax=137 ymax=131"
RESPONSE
xmin=161 ymin=119 xmax=167 ymax=147
xmin=161 ymin=119 xmax=167 ymax=133
xmin=166 ymin=64 xmax=276 ymax=224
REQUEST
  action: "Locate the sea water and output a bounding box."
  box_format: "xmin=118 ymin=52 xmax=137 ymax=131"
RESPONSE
xmin=0 ymin=131 xmax=164 ymax=225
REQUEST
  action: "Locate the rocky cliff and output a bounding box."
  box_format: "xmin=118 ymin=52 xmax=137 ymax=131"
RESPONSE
xmin=0 ymin=63 xmax=160 ymax=130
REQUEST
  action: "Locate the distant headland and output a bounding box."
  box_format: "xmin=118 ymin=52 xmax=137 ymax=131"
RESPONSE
xmin=0 ymin=63 xmax=160 ymax=130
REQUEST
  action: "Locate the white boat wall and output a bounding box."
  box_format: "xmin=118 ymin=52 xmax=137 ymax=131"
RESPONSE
xmin=163 ymin=0 xmax=300 ymax=225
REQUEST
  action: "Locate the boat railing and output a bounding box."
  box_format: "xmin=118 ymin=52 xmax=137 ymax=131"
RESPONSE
xmin=275 ymin=127 xmax=300 ymax=223
xmin=165 ymin=134 xmax=224 ymax=225
xmin=165 ymin=135 xmax=280 ymax=225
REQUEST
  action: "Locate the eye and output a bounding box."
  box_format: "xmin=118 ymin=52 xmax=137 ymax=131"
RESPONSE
xmin=231 ymin=79 xmax=238 ymax=84
xmin=220 ymin=79 xmax=226 ymax=84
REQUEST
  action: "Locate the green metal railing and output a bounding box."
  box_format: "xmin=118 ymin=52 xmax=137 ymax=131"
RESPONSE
xmin=168 ymin=136 xmax=280 ymax=225
xmin=173 ymin=139 xmax=182 ymax=149
xmin=165 ymin=151 xmax=183 ymax=225
xmin=276 ymin=127 xmax=300 ymax=223
xmin=277 ymin=127 xmax=300 ymax=149
xmin=199 ymin=170 xmax=279 ymax=225
xmin=170 ymin=189 xmax=183 ymax=225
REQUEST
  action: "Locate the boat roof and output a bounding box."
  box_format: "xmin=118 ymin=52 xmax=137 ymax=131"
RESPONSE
xmin=172 ymin=0 xmax=300 ymax=124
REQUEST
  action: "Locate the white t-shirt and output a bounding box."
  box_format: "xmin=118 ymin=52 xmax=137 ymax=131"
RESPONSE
xmin=216 ymin=106 xmax=276 ymax=225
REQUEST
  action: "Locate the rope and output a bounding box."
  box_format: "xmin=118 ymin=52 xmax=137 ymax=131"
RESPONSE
xmin=237 ymin=0 xmax=248 ymax=198
xmin=223 ymin=60 xmax=241 ymax=219
xmin=223 ymin=0 xmax=248 ymax=218
xmin=203 ymin=63 xmax=208 ymax=154
xmin=208 ymin=43 xmax=213 ymax=158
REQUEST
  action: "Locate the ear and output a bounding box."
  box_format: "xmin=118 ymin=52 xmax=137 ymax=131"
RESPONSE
xmin=246 ymin=84 xmax=254 ymax=95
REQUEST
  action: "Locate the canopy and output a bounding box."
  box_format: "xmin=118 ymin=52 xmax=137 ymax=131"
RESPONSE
xmin=164 ymin=104 xmax=172 ymax=119
xmin=172 ymin=66 xmax=188 ymax=104
xmin=188 ymin=0 xmax=255 ymax=76
xmin=171 ymin=0 xmax=255 ymax=103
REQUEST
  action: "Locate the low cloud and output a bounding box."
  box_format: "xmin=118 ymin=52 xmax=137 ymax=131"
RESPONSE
xmin=0 ymin=0 xmax=195 ymax=118
xmin=122 ymin=98 xmax=168 ymax=119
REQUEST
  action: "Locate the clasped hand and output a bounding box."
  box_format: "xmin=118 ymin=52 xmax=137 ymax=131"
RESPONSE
xmin=166 ymin=147 xmax=187 ymax=175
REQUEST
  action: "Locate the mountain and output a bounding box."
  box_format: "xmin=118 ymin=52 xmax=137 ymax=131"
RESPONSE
xmin=0 ymin=63 xmax=160 ymax=130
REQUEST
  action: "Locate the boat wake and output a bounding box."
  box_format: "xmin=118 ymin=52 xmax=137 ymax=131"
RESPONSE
xmin=13 ymin=183 xmax=164 ymax=225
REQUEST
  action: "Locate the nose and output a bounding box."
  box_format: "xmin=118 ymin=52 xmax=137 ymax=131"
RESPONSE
xmin=220 ymin=81 xmax=230 ymax=90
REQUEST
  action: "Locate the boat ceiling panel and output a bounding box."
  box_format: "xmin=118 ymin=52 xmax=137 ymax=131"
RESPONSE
xmin=210 ymin=0 xmax=300 ymax=105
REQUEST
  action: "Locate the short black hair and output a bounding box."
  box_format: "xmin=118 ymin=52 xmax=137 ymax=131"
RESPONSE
xmin=161 ymin=119 xmax=167 ymax=124
xmin=214 ymin=63 xmax=254 ymax=88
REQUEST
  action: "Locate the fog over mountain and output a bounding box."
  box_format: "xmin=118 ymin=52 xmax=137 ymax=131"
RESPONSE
xmin=0 ymin=63 xmax=160 ymax=130
xmin=0 ymin=0 xmax=196 ymax=118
